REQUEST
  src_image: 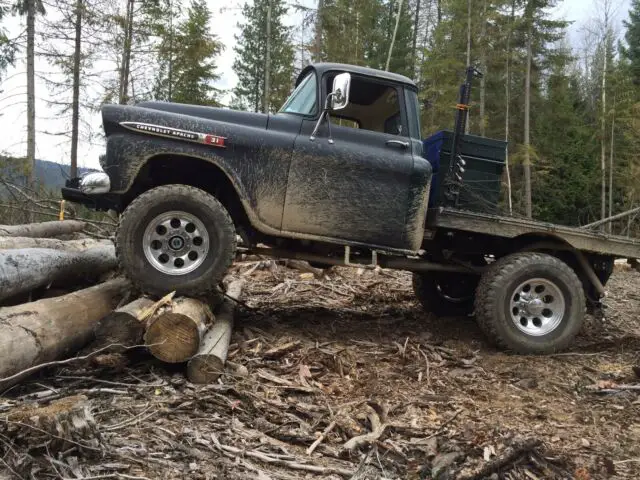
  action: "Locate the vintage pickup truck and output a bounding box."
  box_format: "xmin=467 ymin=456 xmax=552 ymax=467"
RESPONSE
xmin=62 ymin=62 xmax=640 ymax=354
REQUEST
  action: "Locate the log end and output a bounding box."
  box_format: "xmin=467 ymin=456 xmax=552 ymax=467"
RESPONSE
xmin=187 ymin=355 xmax=225 ymax=384
xmin=145 ymin=313 xmax=202 ymax=363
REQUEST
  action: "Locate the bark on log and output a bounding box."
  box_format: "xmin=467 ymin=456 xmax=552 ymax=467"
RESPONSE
xmin=0 ymin=220 xmax=87 ymax=238
xmin=0 ymin=246 xmax=117 ymax=302
xmin=0 ymin=278 xmax=130 ymax=390
xmin=187 ymin=279 xmax=245 ymax=384
xmin=145 ymin=297 xmax=213 ymax=363
xmin=94 ymin=297 xmax=156 ymax=349
xmin=0 ymin=236 xmax=110 ymax=251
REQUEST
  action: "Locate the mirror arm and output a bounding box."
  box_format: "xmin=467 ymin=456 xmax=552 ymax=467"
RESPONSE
xmin=309 ymin=93 xmax=335 ymax=144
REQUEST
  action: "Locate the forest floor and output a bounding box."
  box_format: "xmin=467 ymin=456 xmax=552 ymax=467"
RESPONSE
xmin=2 ymin=263 xmax=640 ymax=480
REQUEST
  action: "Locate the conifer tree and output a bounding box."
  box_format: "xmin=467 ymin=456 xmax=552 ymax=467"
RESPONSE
xmin=622 ymin=0 xmax=640 ymax=85
xmin=232 ymin=0 xmax=294 ymax=112
xmin=170 ymin=0 xmax=222 ymax=105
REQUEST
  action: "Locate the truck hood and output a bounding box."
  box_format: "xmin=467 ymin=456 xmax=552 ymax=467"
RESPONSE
xmin=136 ymin=101 xmax=269 ymax=129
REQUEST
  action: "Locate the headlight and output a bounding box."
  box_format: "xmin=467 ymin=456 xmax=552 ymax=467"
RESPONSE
xmin=80 ymin=172 xmax=111 ymax=194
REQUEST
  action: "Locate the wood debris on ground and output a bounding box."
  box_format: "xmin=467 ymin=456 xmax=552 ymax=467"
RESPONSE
xmin=1 ymin=241 xmax=640 ymax=478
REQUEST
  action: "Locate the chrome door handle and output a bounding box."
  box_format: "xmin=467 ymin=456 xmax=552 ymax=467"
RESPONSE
xmin=386 ymin=139 xmax=409 ymax=149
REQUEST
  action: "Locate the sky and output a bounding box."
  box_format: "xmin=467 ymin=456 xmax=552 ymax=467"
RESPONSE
xmin=0 ymin=0 xmax=632 ymax=171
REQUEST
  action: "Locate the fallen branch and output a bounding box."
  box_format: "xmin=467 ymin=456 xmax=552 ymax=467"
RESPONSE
xmin=0 ymin=340 xmax=144 ymax=391
xmin=456 ymin=437 xmax=542 ymax=480
xmin=343 ymin=403 xmax=388 ymax=451
xmin=306 ymin=420 xmax=336 ymax=455
xmin=210 ymin=433 xmax=354 ymax=477
xmin=0 ymin=220 xmax=86 ymax=238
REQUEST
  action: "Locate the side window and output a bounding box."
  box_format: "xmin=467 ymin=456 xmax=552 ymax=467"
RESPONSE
xmin=326 ymin=74 xmax=405 ymax=135
xmin=279 ymin=72 xmax=317 ymax=116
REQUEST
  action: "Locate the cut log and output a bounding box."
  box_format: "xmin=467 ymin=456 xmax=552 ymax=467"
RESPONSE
xmin=145 ymin=297 xmax=213 ymax=363
xmin=94 ymin=297 xmax=157 ymax=349
xmin=0 ymin=246 xmax=117 ymax=302
xmin=0 ymin=236 xmax=110 ymax=251
xmin=0 ymin=278 xmax=130 ymax=390
xmin=0 ymin=220 xmax=86 ymax=238
xmin=187 ymin=279 xmax=245 ymax=384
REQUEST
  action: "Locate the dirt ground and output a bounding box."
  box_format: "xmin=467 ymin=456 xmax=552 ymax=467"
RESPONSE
xmin=2 ymin=263 xmax=640 ymax=479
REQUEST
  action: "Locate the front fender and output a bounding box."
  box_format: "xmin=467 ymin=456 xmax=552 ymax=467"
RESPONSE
xmin=101 ymin=104 xmax=295 ymax=231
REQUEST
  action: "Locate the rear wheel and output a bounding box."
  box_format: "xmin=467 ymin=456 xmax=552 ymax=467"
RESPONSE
xmin=116 ymin=184 xmax=236 ymax=296
xmin=413 ymin=272 xmax=479 ymax=317
xmin=475 ymin=252 xmax=585 ymax=354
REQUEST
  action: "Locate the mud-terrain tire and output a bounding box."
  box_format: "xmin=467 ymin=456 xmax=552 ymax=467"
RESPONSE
xmin=413 ymin=272 xmax=479 ymax=317
xmin=475 ymin=252 xmax=585 ymax=354
xmin=116 ymin=185 xmax=236 ymax=296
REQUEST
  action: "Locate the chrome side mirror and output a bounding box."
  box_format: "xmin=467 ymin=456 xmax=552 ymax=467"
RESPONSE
xmin=330 ymin=72 xmax=351 ymax=111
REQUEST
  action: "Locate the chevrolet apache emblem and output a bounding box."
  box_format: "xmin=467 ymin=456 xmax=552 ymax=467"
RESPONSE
xmin=120 ymin=122 xmax=226 ymax=148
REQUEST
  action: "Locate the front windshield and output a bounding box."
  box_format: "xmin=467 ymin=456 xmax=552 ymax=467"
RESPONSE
xmin=279 ymin=72 xmax=317 ymax=116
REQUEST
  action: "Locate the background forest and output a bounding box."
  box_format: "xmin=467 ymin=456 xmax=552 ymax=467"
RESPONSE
xmin=0 ymin=0 xmax=639 ymax=233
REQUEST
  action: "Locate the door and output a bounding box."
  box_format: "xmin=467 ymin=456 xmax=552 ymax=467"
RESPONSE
xmin=281 ymin=76 xmax=415 ymax=250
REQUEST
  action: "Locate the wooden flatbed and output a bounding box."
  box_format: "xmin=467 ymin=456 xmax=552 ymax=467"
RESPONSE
xmin=428 ymin=207 xmax=640 ymax=259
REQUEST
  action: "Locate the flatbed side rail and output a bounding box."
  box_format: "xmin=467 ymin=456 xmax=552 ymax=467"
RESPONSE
xmin=429 ymin=208 xmax=640 ymax=259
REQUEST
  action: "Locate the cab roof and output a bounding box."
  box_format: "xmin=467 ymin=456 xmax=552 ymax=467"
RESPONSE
xmin=296 ymin=63 xmax=417 ymax=89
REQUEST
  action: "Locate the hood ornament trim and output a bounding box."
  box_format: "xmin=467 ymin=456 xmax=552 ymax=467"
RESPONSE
xmin=120 ymin=121 xmax=226 ymax=148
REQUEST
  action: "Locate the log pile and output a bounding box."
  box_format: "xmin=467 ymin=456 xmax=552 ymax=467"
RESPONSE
xmin=0 ymin=220 xmax=248 ymax=393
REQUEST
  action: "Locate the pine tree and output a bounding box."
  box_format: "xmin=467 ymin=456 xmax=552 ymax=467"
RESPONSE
xmin=232 ymin=0 xmax=294 ymax=112
xmin=152 ymin=0 xmax=183 ymax=102
xmin=0 ymin=1 xmax=15 ymax=80
xmin=622 ymin=0 xmax=640 ymax=85
xmin=170 ymin=0 xmax=221 ymax=105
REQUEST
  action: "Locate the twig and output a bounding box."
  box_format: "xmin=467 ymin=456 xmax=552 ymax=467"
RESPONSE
xmin=425 ymin=408 xmax=464 ymax=439
xmin=0 ymin=343 xmax=149 ymax=391
xmin=306 ymin=420 xmax=336 ymax=455
xmin=210 ymin=432 xmax=354 ymax=477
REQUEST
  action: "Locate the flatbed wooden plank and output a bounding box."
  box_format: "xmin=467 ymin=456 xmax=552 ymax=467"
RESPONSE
xmin=429 ymin=208 xmax=640 ymax=259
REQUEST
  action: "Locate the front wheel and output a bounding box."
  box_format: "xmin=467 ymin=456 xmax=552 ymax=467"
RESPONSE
xmin=475 ymin=252 xmax=585 ymax=354
xmin=116 ymin=184 xmax=236 ymax=296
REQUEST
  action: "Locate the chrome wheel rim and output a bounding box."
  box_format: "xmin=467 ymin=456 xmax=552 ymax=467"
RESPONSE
xmin=143 ymin=211 xmax=209 ymax=275
xmin=509 ymin=278 xmax=565 ymax=336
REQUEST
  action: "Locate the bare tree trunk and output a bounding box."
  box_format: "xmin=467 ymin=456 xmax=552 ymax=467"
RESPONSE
xmin=608 ymin=99 xmax=615 ymax=233
xmin=386 ymin=0 xmax=403 ymax=71
xmin=464 ymin=0 xmax=471 ymax=134
xmin=70 ymin=0 xmax=83 ymax=178
xmin=26 ymin=0 xmax=36 ymax=189
xmin=437 ymin=0 xmax=441 ymax=25
xmin=600 ymin=33 xmax=608 ymax=229
xmin=168 ymin=0 xmax=173 ymax=101
xmin=504 ymin=0 xmax=515 ymax=215
xmin=263 ymin=0 xmax=271 ymax=113
xmin=478 ymin=0 xmax=487 ymax=137
xmin=412 ymin=0 xmax=421 ymax=75
xmin=314 ymin=0 xmax=324 ymax=62
xmin=119 ymin=0 xmax=134 ymax=104
xmin=524 ymin=25 xmax=533 ymax=219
